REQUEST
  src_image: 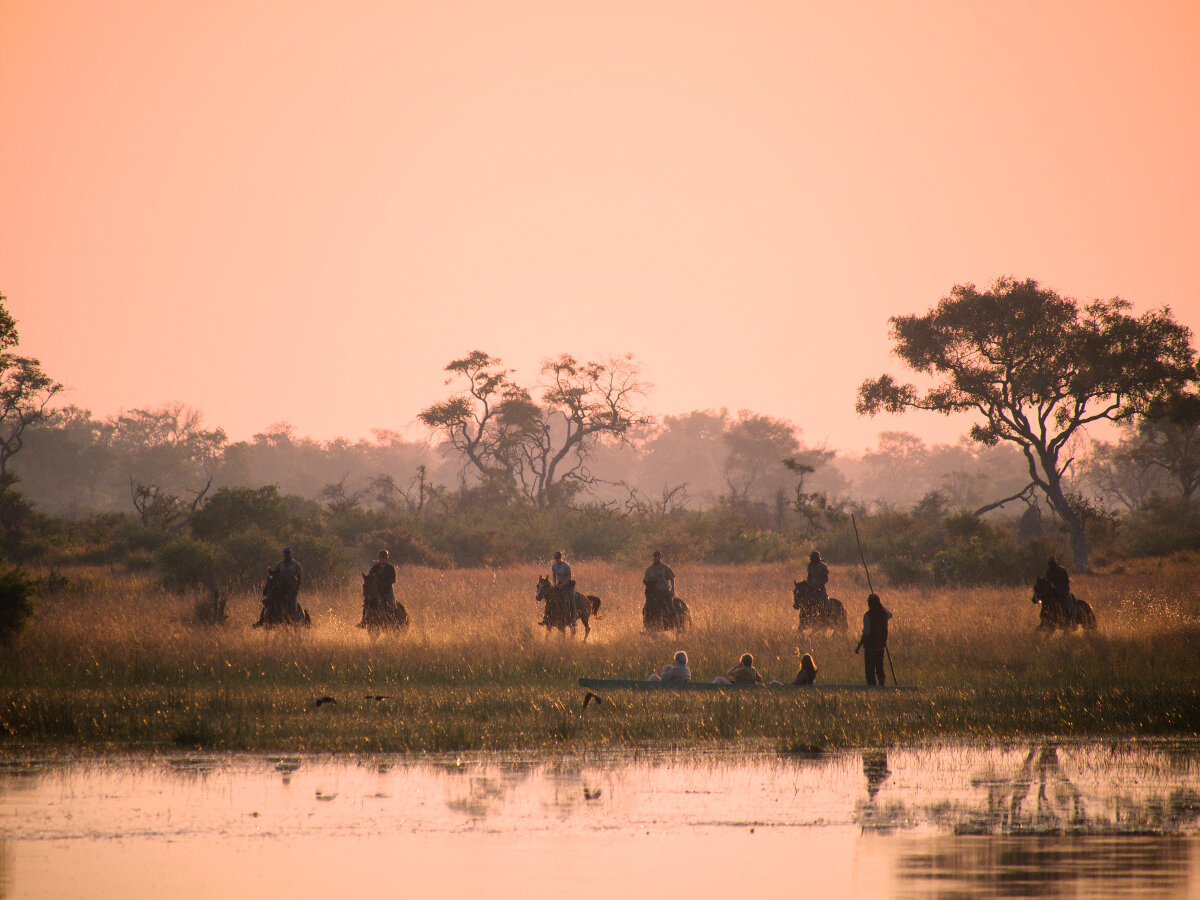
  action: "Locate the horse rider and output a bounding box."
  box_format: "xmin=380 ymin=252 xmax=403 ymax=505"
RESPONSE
xmin=544 ymin=550 xmax=574 ymax=625
xmin=1046 ymin=555 xmax=1075 ymax=618
xmin=643 ymin=550 xmax=675 ymax=620
xmin=855 ymin=593 xmax=892 ymax=686
xmin=367 ymin=549 xmax=398 ymax=615
xmin=806 ymin=550 xmax=831 ymax=612
xmin=269 ymin=547 xmax=303 ymax=618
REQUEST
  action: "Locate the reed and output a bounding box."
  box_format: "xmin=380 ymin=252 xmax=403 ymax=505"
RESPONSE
xmin=2 ymin=561 xmax=1197 ymax=754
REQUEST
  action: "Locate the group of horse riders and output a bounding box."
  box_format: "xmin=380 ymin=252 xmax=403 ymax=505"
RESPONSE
xmin=256 ymin=546 xmax=400 ymax=627
xmin=260 ymin=544 xmax=1079 ymax=674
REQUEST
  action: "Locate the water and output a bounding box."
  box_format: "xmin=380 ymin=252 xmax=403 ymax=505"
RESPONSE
xmin=2 ymin=741 xmax=1198 ymax=899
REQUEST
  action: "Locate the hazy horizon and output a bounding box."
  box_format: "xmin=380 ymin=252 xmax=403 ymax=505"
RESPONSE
xmin=4 ymin=2 xmax=1198 ymax=453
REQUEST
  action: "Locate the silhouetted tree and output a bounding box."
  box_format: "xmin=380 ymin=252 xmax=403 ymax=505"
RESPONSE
xmin=858 ymin=277 xmax=1196 ymax=570
xmin=0 ymin=293 xmax=64 ymax=487
xmin=419 ymin=351 xmax=650 ymax=507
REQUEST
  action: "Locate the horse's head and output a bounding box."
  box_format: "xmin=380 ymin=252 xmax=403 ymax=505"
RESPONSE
xmin=793 ymin=581 xmax=803 ymax=610
xmin=362 ymin=571 xmax=377 ymax=599
xmin=536 ymin=575 xmax=553 ymax=603
xmin=1031 ymin=575 xmax=1051 ymax=605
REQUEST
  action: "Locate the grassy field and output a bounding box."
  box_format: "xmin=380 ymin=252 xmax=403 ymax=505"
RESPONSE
xmin=2 ymin=560 xmax=1198 ymax=755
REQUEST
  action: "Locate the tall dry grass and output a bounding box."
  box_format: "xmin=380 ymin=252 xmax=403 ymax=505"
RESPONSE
xmin=2 ymin=561 xmax=1197 ymax=753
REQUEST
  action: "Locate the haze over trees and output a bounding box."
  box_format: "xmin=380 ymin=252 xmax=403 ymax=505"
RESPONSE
xmin=857 ymin=277 xmax=1197 ymax=571
xmin=3 ymin=280 xmax=1199 ymax=593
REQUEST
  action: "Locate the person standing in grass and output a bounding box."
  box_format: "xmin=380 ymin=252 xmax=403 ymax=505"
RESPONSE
xmin=855 ymin=593 xmax=892 ymax=686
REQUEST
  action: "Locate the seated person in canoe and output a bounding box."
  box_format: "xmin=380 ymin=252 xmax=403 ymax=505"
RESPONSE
xmin=647 ymin=650 xmax=691 ymax=682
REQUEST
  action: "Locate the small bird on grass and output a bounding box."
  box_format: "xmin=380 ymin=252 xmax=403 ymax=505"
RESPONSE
xmin=582 ymin=691 xmax=603 ymax=710
xmin=313 ymin=696 xmax=337 ymax=708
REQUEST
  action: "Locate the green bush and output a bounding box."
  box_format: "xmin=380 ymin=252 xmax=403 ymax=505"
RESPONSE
xmin=0 ymin=566 xmax=37 ymax=645
xmin=157 ymin=537 xmax=218 ymax=593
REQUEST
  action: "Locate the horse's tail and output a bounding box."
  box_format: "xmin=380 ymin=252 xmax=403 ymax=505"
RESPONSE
xmin=588 ymin=595 xmax=601 ymax=618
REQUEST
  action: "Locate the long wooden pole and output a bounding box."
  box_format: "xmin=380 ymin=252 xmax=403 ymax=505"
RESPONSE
xmin=851 ymin=514 xmax=898 ymax=685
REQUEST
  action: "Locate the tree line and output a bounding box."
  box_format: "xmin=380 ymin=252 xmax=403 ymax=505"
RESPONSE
xmin=1 ymin=278 xmax=1198 ymax=620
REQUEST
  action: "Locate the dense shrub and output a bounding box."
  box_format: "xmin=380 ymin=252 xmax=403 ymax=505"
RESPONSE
xmin=0 ymin=566 xmax=36 ymax=645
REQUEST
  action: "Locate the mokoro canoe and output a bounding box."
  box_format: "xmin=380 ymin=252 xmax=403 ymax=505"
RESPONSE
xmin=578 ymin=678 xmax=916 ymax=692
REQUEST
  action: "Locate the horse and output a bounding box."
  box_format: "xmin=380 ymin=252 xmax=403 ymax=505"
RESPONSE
xmin=793 ymin=581 xmax=847 ymax=633
xmin=360 ymin=570 xmax=409 ymax=633
xmin=536 ymin=576 xmax=601 ymax=639
xmin=1031 ymin=575 xmax=1096 ymax=632
xmin=253 ymin=569 xmax=311 ymax=628
xmin=642 ymin=589 xmax=691 ymax=632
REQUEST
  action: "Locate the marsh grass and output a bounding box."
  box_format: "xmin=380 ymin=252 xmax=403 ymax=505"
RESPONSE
xmin=2 ymin=562 xmax=1197 ymax=753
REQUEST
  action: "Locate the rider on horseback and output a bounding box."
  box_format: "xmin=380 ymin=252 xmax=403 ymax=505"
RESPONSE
xmin=1046 ymin=555 xmax=1076 ymax=618
xmin=270 ymin=547 xmax=303 ymax=619
xmin=643 ymin=550 xmax=675 ymax=620
xmin=543 ymin=550 xmax=574 ymax=626
xmin=360 ymin=549 xmax=398 ymax=626
xmin=805 ymin=550 xmax=831 ymax=613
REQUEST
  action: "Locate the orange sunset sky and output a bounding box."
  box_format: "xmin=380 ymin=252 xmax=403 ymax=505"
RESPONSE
xmin=2 ymin=1 xmax=1198 ymax=452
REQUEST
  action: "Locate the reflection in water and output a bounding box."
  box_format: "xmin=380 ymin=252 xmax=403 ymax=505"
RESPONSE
xmin=0 ymin=743 xmax=1197 ymax=899
xmin=863 ymin=749 xmax=891 ymax=800
xmin=897 ymin=835 xmax=1194 ymax=899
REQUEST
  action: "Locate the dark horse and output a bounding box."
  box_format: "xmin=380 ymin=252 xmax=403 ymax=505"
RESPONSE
xmin=1032 ymin=575 xmax=1096 ymax=632
xmin=536 ymin=576 xmax=601 ymax=639
xmin=253 ymin=570 xmax=311 ymax=628
xmin=793 ymin=581 xmax=847 ymax=632
xmin=360 ymin=570 xmax=409 ymax=632
xmin=642 ymin=589 xmax=691 ymax=632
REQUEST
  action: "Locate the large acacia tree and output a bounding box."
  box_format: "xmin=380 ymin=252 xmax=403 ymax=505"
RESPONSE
xmin=0 ymin=293 xmax=63 ymax=489
xmin=419 ymin=350 xmax=649 ymax=507
xmin=857 ymin=277 xmax=1196 ymax=570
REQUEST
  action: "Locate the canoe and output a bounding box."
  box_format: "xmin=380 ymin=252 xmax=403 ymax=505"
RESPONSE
xmin=577 ymin=677 xmax=916 ymax=692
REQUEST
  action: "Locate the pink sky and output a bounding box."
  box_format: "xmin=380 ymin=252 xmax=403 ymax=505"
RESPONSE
xmin=3 ymin=1 xmax=1198 ymax=452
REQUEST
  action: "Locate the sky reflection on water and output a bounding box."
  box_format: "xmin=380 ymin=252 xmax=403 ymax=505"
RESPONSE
xmin=1 ymin=741 xmax=1197 ymax=899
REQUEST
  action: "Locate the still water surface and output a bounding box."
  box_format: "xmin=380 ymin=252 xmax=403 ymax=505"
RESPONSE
xmin=2 ymin=741 xmax=1198 ymax=899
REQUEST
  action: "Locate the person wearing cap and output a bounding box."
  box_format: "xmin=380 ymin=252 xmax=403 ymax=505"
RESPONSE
xmin=550 ymin=551 xmax=572 ymax=588
xmin=855 ymin=593 xmax=893 ymax=686
xmin=367 ymin=549 xmax=398 ymax=614
xmin=269 ymin=547 xmax=303 ymax=617
xmin=805 ymin=550 xmax=831 ymax=612
xmin=648 ymin=650 xmax=691 ymax=683
xmin=543 ymin=550 xmax=575 ymax=627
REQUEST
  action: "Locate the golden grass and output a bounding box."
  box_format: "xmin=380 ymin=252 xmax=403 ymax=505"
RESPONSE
xmin=2 ymin=562 xmax=1197 ymax=754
